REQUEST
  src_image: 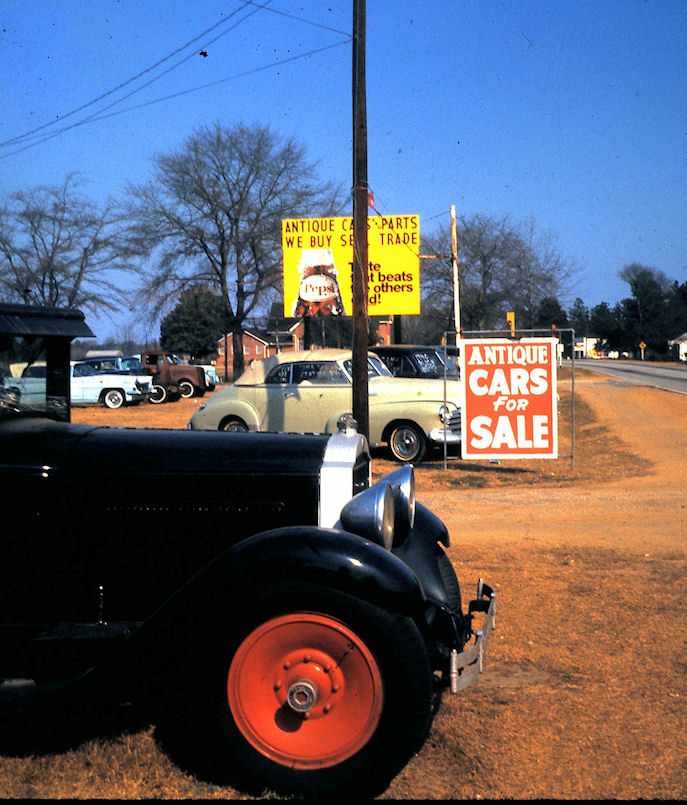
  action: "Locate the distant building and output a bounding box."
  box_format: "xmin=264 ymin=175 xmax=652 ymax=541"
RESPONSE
xmin=215 ymin=308 xmax=394 ymax=381
xmin=573 ymin=336 xmax=600 ymax=359
xmin=668 ymin=333 xmax=687 ymax=362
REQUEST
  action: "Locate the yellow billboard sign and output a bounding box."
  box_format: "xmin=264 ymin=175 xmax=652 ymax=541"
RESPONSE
xmin=282 ymin=215 xmax=420 ymax=317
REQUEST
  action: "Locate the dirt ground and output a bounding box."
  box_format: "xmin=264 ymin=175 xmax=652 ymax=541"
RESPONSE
xmin=1 ymin=366 xmax=685 ymax=799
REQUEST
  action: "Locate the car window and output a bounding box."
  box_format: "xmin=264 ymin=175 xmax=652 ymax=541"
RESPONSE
xmin=0 ymin=336 xmax=52 ymax=417
xmin=290 ymin=362 xmax=345 ymax=384
xmin=73 ymin=363 xmax=97 ymax=377
xmin=22 ymin=364 xmax=47 ymax=378
xmin=265 ymin=364 xmax=292 ymax=384
xmin=376 ymin=354 xmax=401 ymax=375
xmin=414 ymin=350 xmax=444 ymax=375
xmin=121 ymin=357 xmax=143 ymax=371
xmin=368 ymin=355 xmax=392 ymax=376
xmin=342 ymin=359 xmax=378 ymax=380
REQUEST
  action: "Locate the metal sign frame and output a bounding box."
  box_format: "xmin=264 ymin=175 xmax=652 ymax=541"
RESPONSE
xmin=444 ymin=328 xmax=576 ymax=469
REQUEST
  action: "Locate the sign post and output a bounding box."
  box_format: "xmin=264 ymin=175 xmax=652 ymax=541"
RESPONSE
xmin=459 ymin=338 xmax=559 ymax=460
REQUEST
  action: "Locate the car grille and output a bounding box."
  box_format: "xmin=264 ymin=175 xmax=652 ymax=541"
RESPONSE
xmin=447 ymin=408 xmax=461 ymax=434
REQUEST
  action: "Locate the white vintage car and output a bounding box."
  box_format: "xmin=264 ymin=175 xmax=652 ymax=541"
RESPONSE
xmin=70 ymin=361 xmax=152 ymax=407
xmin=4 ymin=361 xmax=152 ymax=409
xmin=188 ymin=349 xmax=462 ymax=463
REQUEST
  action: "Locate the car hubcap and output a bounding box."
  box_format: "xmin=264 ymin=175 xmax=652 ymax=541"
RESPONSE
xmin=392 ymin=427 xmax=419 ymax=460
xmin=227 ymin=613 xmax=383 ymax=769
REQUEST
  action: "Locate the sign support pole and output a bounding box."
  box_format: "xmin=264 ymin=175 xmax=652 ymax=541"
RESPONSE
xmin=451 ymin=204 xmax=461 ymax=346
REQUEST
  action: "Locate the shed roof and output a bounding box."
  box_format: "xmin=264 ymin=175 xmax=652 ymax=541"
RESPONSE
xmin=0 ymin=303 xmax=95 ymax=339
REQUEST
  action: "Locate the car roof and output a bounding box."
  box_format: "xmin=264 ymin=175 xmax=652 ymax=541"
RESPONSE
xmin=371 ymin=344 xmax=440 ymax=351
xmin=235 ymin=349 xmax=353 ymax=385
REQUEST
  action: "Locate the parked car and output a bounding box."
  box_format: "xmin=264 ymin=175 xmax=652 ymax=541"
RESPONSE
xmin=3 ymin=361 xmax=151 ymax=409
xmin=195 ymin=363 xmax=219 ymax=390
xmin=137 ymin=349 xmax=208 ymax=399
xmin=188 ymin=349 xmax=462 ymax=463
xmin=0 ymin=303 xmax=495 ymax=798
xmin=79 ymin=354 xmax=181 ymax=404
xmin=371 ymin=344 xmax=460 ymax=379
xmin=70 ymin=361 xmax=152 ymax=407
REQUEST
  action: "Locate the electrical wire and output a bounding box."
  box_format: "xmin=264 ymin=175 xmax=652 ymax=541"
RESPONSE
xmin=1 ymin=1 xmax=260 ymax=149
xmin=1 ymin=1 xmax=350 ymax=159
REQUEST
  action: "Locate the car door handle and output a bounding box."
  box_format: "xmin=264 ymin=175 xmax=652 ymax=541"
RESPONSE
xmin=284 ymin=391 xmax=296 ymax=399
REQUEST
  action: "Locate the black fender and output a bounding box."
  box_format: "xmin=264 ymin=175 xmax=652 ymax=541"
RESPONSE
xmin=392 ymin=502 xmax=461 ymax=611
xmin=115 ymin=526 xmax=429 ymax=691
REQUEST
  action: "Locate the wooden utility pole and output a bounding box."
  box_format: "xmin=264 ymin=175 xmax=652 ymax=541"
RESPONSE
xmin=352 ymin=0 xmax=369 ymax=439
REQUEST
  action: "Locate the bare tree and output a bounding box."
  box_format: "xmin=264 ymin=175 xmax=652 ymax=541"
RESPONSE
xmin=0 ymin=174 xmax=133 ymax=314
xmin=509 ymin=217 xmax=578 ymax=328
xmin=124 ymin=122 xmax=344 ymax=377
xmin=419 ymin=213 xmax=577 ymax=336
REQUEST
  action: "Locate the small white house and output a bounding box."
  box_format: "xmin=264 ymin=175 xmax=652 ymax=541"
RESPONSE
xmin=573 ymin=336 xmax=600 ymax=359
xmin=668 ymin=333 xmax=687 ymax=362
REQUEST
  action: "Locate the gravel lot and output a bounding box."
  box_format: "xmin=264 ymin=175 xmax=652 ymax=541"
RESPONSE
xmin=1 ymin=366 xmax=685 ymax=799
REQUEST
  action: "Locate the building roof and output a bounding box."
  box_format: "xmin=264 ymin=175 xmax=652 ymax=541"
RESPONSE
xmin=0 ymin=303 xmax=95 ymax=339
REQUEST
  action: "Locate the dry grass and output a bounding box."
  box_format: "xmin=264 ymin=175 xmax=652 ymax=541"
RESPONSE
xmin=1 ymin=367 xmax=685 ymax=799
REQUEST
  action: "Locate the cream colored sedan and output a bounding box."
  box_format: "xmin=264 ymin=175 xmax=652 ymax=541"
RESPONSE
xmin=188 ymin=349 xmax=461 ymax=463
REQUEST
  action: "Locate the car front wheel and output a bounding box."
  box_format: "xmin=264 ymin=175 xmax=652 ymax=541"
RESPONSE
xmin=219 ymin=417 xmax=248 ymax=432
xmin=149 ymin=384 xmax=167 ymax=404
xmin=388 ymin=423 xmax=426 ymax=463
xmin=103 ymin=389 xmax=125 ymax=409
xmin=178 ymin=380 xmax=195 ymax=398
xmin=156 ymin=584 xmax=434 ymax=798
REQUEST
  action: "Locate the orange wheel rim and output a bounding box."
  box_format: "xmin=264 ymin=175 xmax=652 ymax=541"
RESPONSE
xmin=227 ymin=612 xmax=384 ymax=769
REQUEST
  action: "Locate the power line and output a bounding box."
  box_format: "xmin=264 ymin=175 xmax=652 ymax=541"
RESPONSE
xmin=1 ymin=1 xmax=260 ymax=149
xmin=0 ymin=39 xmax=351 ymax=161
xmin=1 ymin=0 xmax=350 ymax=158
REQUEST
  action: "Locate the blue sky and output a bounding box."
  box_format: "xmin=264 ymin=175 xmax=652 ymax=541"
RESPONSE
xmin=2 ymin=0 xmax=686 ymax=339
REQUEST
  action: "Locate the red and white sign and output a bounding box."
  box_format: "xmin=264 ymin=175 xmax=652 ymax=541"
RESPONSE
xmin=459 ymin=338 xmax=558 ymax=459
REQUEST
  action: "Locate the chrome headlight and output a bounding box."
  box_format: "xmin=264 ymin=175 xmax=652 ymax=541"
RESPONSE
xmin=340 ymin=482 xmax=394 ymax=550
xmin=378 ymin=465 xmax=415 ymax=545
xmin=438 ymin=403 xmax=452 ymax=423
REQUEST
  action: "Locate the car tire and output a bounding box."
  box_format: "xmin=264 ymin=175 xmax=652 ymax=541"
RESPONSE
xmin=155 ymin=583 xmax=434 ymax=798
xmin=149 ymin=384 xmax=167 ymax=404
xmin=388 ymin=423 xmax=427 ymax=463
xmin=219 ymin=417 xmax=248 ymax=432
xmin=103 ymin=389 xmax=125 ymax=409
xmin=178 ymin=380 xmax=195 ymax=398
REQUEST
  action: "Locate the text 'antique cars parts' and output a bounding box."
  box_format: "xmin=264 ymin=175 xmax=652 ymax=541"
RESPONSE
xmin=0 ymin=303 xmax=494 ymax=799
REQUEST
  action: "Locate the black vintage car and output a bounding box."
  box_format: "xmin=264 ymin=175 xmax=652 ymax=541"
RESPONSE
xmin=0 ymin=303 xmax=495 ymax=799
xmin=371 ymin=343 xmax=460 ymax=379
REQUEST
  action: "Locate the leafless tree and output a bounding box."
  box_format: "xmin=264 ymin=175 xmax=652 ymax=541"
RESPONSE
xmin=124 ymin=122 xmax=344 ymax=377
xmin=0 ymin=174 xmax=133 ymax=315
xmin=418 ymin=213 xmax=578 ymax=337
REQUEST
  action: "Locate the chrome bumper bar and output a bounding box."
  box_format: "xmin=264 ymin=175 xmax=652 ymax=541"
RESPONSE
xmin=449 ymin=579 xmax=496 ymax=693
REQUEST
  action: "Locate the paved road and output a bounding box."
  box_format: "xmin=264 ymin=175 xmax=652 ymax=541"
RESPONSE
xmin=573 ymin=358 xmax=687 ymax=395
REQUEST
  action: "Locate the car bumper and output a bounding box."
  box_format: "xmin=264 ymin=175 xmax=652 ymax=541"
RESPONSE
xmin=126 ymin=391 xmax=150 ymax=402
xmin=427 ymin=426 xmax=461 ymax=444
xmin=449 ymin=580 xmax=496 ymax=692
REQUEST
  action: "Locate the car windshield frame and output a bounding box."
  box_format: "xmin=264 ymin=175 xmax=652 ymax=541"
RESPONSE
xmin=341 ymin=356 xmax=390 ymax=381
